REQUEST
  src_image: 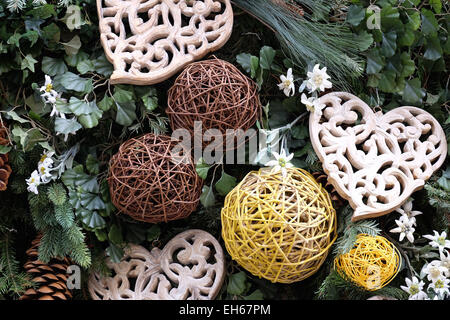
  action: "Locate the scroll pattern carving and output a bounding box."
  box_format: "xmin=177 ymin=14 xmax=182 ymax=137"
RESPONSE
xmin=309 ymin=92 xmax=447 ymax=221
xmin=88 ymin=229 xmax=225 ymax=300
xmin=96 ymin=0 xmax=233 ymax=85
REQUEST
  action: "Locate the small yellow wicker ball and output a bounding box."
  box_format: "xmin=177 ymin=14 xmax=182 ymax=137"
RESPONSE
xmin=221 ymin=167 xmax=337 ymax=284
xmin=334 ymin=234 xmax=401 ymax=291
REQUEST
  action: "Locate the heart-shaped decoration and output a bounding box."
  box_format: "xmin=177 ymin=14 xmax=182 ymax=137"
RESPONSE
xmin=309 ymin=92 xmax=447 ymax=221
xmin=97 ymin=0 xmax=233 ymax=85
xmin=88 ymin=229 xmax=225 ymax=300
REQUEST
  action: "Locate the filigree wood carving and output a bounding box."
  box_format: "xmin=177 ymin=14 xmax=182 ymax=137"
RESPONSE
xmin=96 ymin=0 xmax=234 ymax=85
xmin=88 ymin=229 xmax=225 ymax=300
xmin=309 ymin=92 xmax=447 ymax=221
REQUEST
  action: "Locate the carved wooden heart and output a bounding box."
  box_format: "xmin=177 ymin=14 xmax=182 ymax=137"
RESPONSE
xmin=88 ymin=229 xmax=225 ymax=300
xmin=309 ymin=92 xmax=447 ymax=221
xmin=97 ymin=0 xmax=233 ymax=85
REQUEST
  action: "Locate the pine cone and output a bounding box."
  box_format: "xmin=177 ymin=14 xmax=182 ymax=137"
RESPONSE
xmin=0 ymin=122 xmax=11 ymax=191
xmin=312 ymin=171 xmax=346 ymax=208
xmin=20 ymin=236 xmax=73 ymax=300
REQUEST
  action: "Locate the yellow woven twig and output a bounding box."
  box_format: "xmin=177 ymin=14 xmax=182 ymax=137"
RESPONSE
xmin=221 ymin=167 xmax=337 ymax=284
xmin=334 ymin=234 xmax=401 ymax=291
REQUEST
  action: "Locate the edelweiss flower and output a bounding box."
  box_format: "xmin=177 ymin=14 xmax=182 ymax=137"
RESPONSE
xmin=428 ymin=277 xmax=450 ymax=297
xmin=26 ymin=170 xmax=41 ymax=194
xmin=306 ymin=64 xmax=332 ymax=92
xmin=390 ymin=215 xmax=415 ymax=243
xmin=40 ymin=75 xmax=58 ymax=105
xmin=38 ymin=161 xmax=53 ymax=183
xmin=39 ymin=151 xmax=55 ymax=167
xmin=278 ymin=68 xmax=295 ymax=97
xmin=266 ymin=149 xmax=294 ymax=177
xmin=439 ymin=250 xmax=450 ymax=277
xmin=401 ymin=277 xmax=428 ymax=300
xmin=423 ymin=261 xmax=448 ymax=283
xmin=50 ymin=95 xmax=67 ymax=119
xmin=301 ymin=93 xmax=325 ymax=117
xmin=424 ymin=231 xmax=450 ymax=253
xmin=395 ymin=199 xmax=422 ymax=226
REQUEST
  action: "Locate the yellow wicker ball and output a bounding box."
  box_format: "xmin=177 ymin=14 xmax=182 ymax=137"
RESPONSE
xmin=221 ymin=167 xmax=337 ymax=284
xmin=334 ymin=234 xmax=401 ymax=291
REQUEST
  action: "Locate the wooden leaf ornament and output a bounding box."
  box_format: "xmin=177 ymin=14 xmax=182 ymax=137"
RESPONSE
xmin=88 ymin=229 xmax=225 ymax=300
xmin=309 ymin=92 xmax=447 ymax=221
xmin=96 ymin=0 xmax=234 ymax=85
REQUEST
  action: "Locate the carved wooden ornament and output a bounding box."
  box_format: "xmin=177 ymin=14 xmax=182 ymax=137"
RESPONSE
xmin=88 ymin=229 xmax=225 ymax=300
xmin=96 ymin=0 xmax=234 ymax=85
xmin=309 ymin=92 xmax=447 ymax=221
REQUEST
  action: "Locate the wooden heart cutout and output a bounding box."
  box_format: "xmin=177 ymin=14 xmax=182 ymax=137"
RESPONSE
xmin=309 ymin=92 xmax=447 ymax=221
xmin=97 ymin=0 xmax=234 ymax=85
xmin=88 ymin=229 xmax=225 ymax=300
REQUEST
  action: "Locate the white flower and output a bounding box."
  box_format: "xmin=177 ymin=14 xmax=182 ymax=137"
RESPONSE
xmin=401 ymin=277 xmax=428 ymax=300
xmin=428 ymin=277 xmax=450 ymax=297
xmin=38 ymin=162 xmax=53 ymax=183
xmin=49 ymin=95 xmax=67 ymax=119
xmin=439 ymin=250 xmax=450 ymax=277
xmin=278 ymin=68 xmax=295 ymax=97
xmin=395 ymin=199 xmax=422 ymax=226
xmin=39 ymin=151 xmax=55 ymax=167
xmin=306 ymin=64 xmax=332 ymax=93
xmin=424 ymin=230 xmax=450 ymax=253
xmin=390 ymin=215 xmax=415 ymax=243
xmin=26 ymin=170 xmax=41 ymax=194
xmin=266 ymin=149 xmax=294 ymax=177
xmin=422 ymin=261 xmax=448 ymax=283
xmin=40 ymin=75 xmax=59 ymax=105
xmin=301 ymin=93 xmax=325 ymax=117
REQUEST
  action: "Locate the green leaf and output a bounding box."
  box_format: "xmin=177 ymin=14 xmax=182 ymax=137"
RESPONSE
xmin=86 ymin=154 xmax=100 ymax=175
xmin=200 ymin=185 xmax=215 ymax=208
xmin=366 ymin=49 xmax=384 ymax=74
xmin=236 ymin=53 xmax=252 ymax=73
xmin=78 ymin=108 xmax=103 ymax=129
xmin=42 ymin=57 xmax=68 ymax=76
xmin=54 ymin=204 xmax=74 ymax=229
xmin=424 ymin=36 xmax=442 ymax=61
xmin=406 ymin=11 xmax=421 ymax=31
xmin=115 ymin=101 xmax=136 ymax=127
xmin=429 ymin=0 xmax=442 ymax=14
xmin=437 ymin=176 xmax=450 ymax=191
xmin=227 ymin=271 xmax=247 ymax=295
xmin=380 ymin=5 xmax=400 ymax=29
xmin=21 ymin=54 xmax=37 ymax=72
xmin=95 ymin=230 xmax=108 ymax=241
xmin=381 ymin=31 xmax=397 ymax=57
xmin=243 ymin=290 xmax=264 ymax=300
xmin=65 ymin=51 xmax=89 ymax=67
xmin=146 ymin=225 xmax=161 ymax=242
xmin=346 ymin=5 xmax=365 ymax=26
xmin=355 ymin=30 xmax=374 ymax=51
xmin=398 ymin=28 xmax=415 ymax=47
xmin=114 ymin=88 xmax=134 ymax=103
xmin=7 ymin=33 xmax=21 ymax=47
xmin=59 ymin=72 xmax=92 ymax=93
xmin=106 ymin=243 xmax=124 ymax=263
xmin=54 ymin=117 xmax=82 ymax=136
xmin=108 ymin=224 xmax=123 ymax=244
xmin=77 ymin=60 xmax=95 ymax=74
xmin=215 ymin=171 xmax=237 ymax=196
xmin=80 ymin=192 xmax=106 ymax=211
xmin=402 ymin=78 xmax=425 ymax=104
xmin=93 ymin=54 xmax=113 ymax=77
xmin=68 ymin=97 xmax=92 ymax=116
xmin=42 ymin=23 xmax=60 ymax=43
xmin=259 ymin=46 xmax=276 ymax=70
xmin=0 ymin=145 xmax=11 ymax=154
xmin=61 ymin=35 xmax=82 ymax=56
xmin=21 ymin=30 xmax=39 ymax=46
xmin=142 ymin=95 xmax=158 ymax=112
xmin=378 ymin=70 xmax=397 ymax=93
xmin=400 ymin=52 xmax=415 ymax=77
xmin=250 ymin=56 xmax=259 ymax=78
xmin=98 ymin=95 xmax=113 ymax=111
xmin=6 ymin=110 xmax=29 ymax=124
xmin=196 ymin=158 xmax=211 ymax=179
xmin=421 ymin=9 xmax=438 ymax=37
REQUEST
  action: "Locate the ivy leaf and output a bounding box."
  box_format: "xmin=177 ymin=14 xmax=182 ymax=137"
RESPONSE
xmin=142 ymin=95 xmax=158 ymax=112
xmin=346 ymin=5 xmax=365 ymax=26
xmin=406 ymin=11 xmax=421 ymax=31
xmin=68 ymin=97 xmax=92 ymax=115
xmin=42 ymin=57 xmax=67 ymax=76
xmin=108 ymin=224 xmax=123 ymax=244
xmin=215 ymin=171 xmax=237 ymax=196
xmin=0 ymin=145 xmax=11 ymax=154
xmin=106 ymin=243 xmax=124 ymax=263
xmin=250 ymin=56 xmax=259 ymax=78
xmin=355 ymin=30 xmax=374 ymax=51
xmin=400 ymin=52 xmax=415 ymax=77
xmin=59 ymin=72 xmax=92 ymax=93
xmin=61 ymin=35 xmax=82 ymax=56
xmin=424 ymin=36 xmax=442 ymax=61
xmin=421 ymin=9 xmax=438 ymax=37
xmin=378 ymin=70 xmax=397 ymax=93
xmin=381 ymin=31 xmax=397 ymax=58
xmin=366 ymin=49 xmax=384 ymax=74
xmin=227 ymin=271 xmax=247 ymax=295
xmin=243 ymin=290 xmax=264 ymax=300
xmin=398 ymin=28 xmax=415 ymax=47
xmin=115 ymin=101 xmax=136 ymax=127
xmin=93 ymin=54 xmax=113 ymax=77
xmin=147 ymin=225 xmax=161 ymax=242
xmin=259 ymin=46 xmax=276 ymax=70
xmin=429 ymin=0 xmax=442 ymax=14
xmin=42 ymin=23 xmax=60 ymax=43
xmin=86 ymin=154 xmax=100 ymax=175
xmin=77 ymin=60 xmax=95 ymax=74
xmin=80 ymin=192 xmax=106 ymax=211
xmin=78 ymin=209 xmax=106 ymax=229
xmin=21 ymin=54 xmax=37 ymax=72
xmin=54 ymin=117 xmax=82 ymax=136
xmin=65 ymin=51 xmax=89 ymax=67
xmin=380 ymin=5 xmax=400 ymax=30
xmin=236 ymin=53 xmax=252 ymax=73
xmin=98 ymin=95 xmax=113 ymax=111
xmin=196 ymin=158 xmax=211 ymax=179
xmin=200 ymin=185 xmax=215 ymax=208
xmin=78 ymin=108 xmax=103 ymax=129
xmin=403 ymin=78 xmax=426 ymax=104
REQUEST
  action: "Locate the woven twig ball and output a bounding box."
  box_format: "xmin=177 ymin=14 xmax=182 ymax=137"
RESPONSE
xmin=221 ymin=167 xmax=337 ymax=283
xmin=108 ymin=133 xmax=203 ymax=223
xmin=166 ymin=58 xmax=261 ymax=149
xmin=334 ymin=234 xmax=401 ymax=291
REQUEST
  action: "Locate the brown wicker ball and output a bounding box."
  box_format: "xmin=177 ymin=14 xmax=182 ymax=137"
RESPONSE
xmin=108 ymin=133 xmax=203 ymax=223
xmin=166 ymin=58 xmax=261 ymax=149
